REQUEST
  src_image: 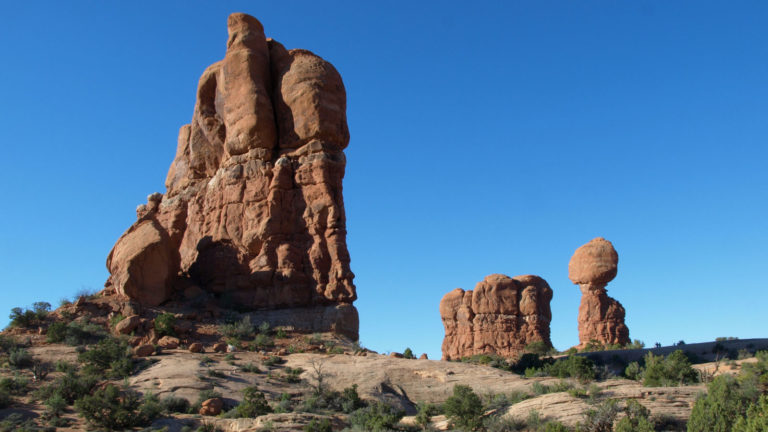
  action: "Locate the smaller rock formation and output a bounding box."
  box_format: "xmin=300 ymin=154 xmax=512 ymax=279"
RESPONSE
xmin=569 ymin=237 xmax=629 ymax=348
xmin=440 ymin=274 xmax=553 ymax=360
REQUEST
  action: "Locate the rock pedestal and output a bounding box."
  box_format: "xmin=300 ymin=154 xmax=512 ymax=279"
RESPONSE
xmin=105 ymin=13 xmax=358 ymax=339
xmin=440 ymin=274 xmax=553 ymax=360
xmin=569 ymin=237 xmax=629 ymax=348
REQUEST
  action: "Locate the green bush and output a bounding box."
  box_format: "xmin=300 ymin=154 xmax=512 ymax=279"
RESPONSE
xmin=78 ymin=336 xmax=133 ymax=378
xmin=0 ymin=388 xmax=11 ymax=409
xmin=525 ymin=340 xmax=555 ymax=356
xmin=264 ymin=355 xmax=284 ymax=367
xmin=240 ymin=362 xmax=261 ymax=373
xmin=160 ymin=395 xmax=191 ymax=414
xmin=614 ymin=400 xmax=653 ymax=432
xmin=624 ymin=361 xmax=642 ymax=381
xmin=74 ymin=384 xmax=157 ymax=429
xmin=642 ymin=350 xmax=698 ymax=387
xmin=281 ymin=367 xmax=304 ymax=383
xmin=443 ymin=384 xmax=484 ymax=431
xmin=154 ymin=313 xmax=177 ymax=337
xmin=734 ymin=394 xmax=768 ymax=432
xmin=8 ymin=348 xmax=33 ymax=369
xmin=34 ymin=370 xmax=97 ymax=404
xmin=0 ymin=375 xmax=29 ymax=395
xmin=348 ymin=401 xmax=405 ymax=431
xmin=403 ymin=348 xmax=415 ymax=359
xmin=44 ymin=392 xmax=67 ymax=419
xmin=0 ymin=335 xmax=20 ymax=353
xmin=8 ymin=302 xmax=50 ymax=329
xmin=258 ymin=321 xmax=271 ymax=334
xmin=416 ymin=403 xmax=440 ymax=429
xmin=220 ymin=316 xmax=255 ymax=340
xmin=688 ymin=374 xmax=754 ymax=432
xmin=227 ymin=386 xmax=272 ymax=418
xmin=252 ymin=333 xmax=274 ymax=349
xmin=46 ymin=320 xmax=106 ymax=345
xmin=526 ymin=355 xmax=596 ymax=382
xmin=303 ymin=418 xmax=332 ymax=432
xmin=580 ymin=399 xmax=622 ymax=432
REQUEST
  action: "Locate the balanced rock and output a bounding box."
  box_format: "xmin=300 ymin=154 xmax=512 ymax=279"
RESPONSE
xmin=569 ymin=238 xmax=629 ymax=348
xmin=440 ymin=274 xmax=553 ymax=360
xmin=105 ymin=13 xmax=358 ymax=339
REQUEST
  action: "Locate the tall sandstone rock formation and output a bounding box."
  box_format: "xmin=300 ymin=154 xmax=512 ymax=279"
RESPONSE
xmin=569 ymin=237 xmax=629 ymax=348
xmin=105 ymin=13 xmax=357 ymax=339
xmin=440 ymin=274 xmax=553 ymax=360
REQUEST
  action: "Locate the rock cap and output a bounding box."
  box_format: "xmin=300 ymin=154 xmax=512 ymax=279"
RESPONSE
xmin=568 ymin=237 xmax=618 ymax=286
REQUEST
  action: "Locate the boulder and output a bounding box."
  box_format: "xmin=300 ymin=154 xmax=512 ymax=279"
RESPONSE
xmin=569 ymin=238 xmax=630 ymax=348
xmin=419 ymin=353 xmax=428 ymax=360
xmin=114 ymin=315 xmax=141 ymax=335
xmin=157 ymin=336 xmax=180 ymax=349
xmin=440 ymin=274 xmax=553 ymax=360
xmin=200 ymin=397 xmax=223 ymax=416
xmin=189 ymin=342 xmax=204 ymax=353
xmin=213 ymin=343 xmax=227 ymax=353
xmin=104 ymin=12 xmax=358 ymax=339
xmin=134 ymin=344 xmax=155 ymax=357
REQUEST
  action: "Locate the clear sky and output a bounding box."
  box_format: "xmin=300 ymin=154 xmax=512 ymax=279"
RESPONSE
xmin=0 ymin=1 xmax=766 ymax=360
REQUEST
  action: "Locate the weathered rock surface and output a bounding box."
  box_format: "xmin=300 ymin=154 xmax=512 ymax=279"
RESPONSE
xmin=105 ymin=13 xmax=357 ymax=339
xmin=569 ymin=238 xmax=629 ymax=347
xmin=440 ymin=274 xmax=553 ymax=360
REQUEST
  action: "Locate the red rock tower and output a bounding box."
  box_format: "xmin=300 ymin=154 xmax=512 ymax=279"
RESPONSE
xmin=568 ymin=237 xmax=630 ymax=348
xmin=440 ymin=274 xmax=553 ymax=360
xmin=105 ymin=13 xmax=357 ymax=339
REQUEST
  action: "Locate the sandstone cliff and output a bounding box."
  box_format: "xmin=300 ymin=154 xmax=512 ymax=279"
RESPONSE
xmin=105 ymin=13 xmax=357 ymax=339
xmin=440 ymin=274 xmax=553 ymax=360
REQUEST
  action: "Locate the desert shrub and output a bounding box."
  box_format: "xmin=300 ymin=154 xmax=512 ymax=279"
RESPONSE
xmin=275 ymin=327 xmax=287 ymax=339
xmin=525 ymin=341 xmax=555 ymax=356
xmin=229 ymin=386 xmax=272 ymax=418
xmin=264 ymin=355 xmax=284 ymax=367
xmin=160 ymin=395 xmax=191 ymax=414
xmin=403 ymin=348 xmax=415 ymax=359
xmin=687 ymin=374 xmax=754 ymax=432
xmin=443 ymin=384 xmax=484 ymax=431
xmin=580 ymin=399 xmax=622 ymax=432
xmin=512 ymin=353 xmax=546 ymax=374
xmin=303 ymin=418 xmax=332 ymax=432
xmin=74 ymin=384 xmax=158 ymax=429
xmin=220 ymin=315 xmax=255 ymax=340
xmin=9 ymin=348 xmax=33 ymax=369
xmin=526 ymin=356 xmax=596 ymax=382
xmin=240 ymin=362 xmax=261 ymax=373
xmin=46 ymin=320 xmax=106 ymax=345
xmin=108 ymin=313 xmax=125 ymax=329
xmin=624 ymin=361 xmax=642 ymax=381
xmin=0 ymin=375 xmax=29 ymax=395
xmin=154 ymin=312 xmax=177 ymax=337
xmin=543 ymin=421 xmax=571 ymax=432
xmin=0 ymin=388 xmax=11 ymax=409
xmin=0 ymin=335 xmax=20 ymax=353
xmin=273 ymin=393 xmax=293 ymax=413
xmin=348 ymin=401 xmax=405 ymax=431
xmin=416 ymin=403 xmax=440 ymax=429
xmin=614 ymin=400 xmax=653 ymax=432
xmin=44 ymin=392 xmax=67 ymax=423
xmin=482 ymin=413 xmax=526 ymax=432
xmin=739 ymin=350 xmax=768 ymax=393
xmin=34 ymin=369 xmax=98 ymax=404
xmin=258 ymin=321 xmax=271 ymax=334
xmin=278 ymin=367 xmax=304 ymax=383
xmin=0 ymin=413 xmax=49 ymax=432
xmin=252 ymin=333 xmax=274 ymax=349
xmin=302 ymin=384 xmax=366 ymax=414
xmin=733 ymin=394 xmax=768 ymax=432
xmin=54 ymin=360 xmax=77 ymax=374
xmin=642 ymin=350 xmax=698 ymax=387
xmin=8 ymin=302 xmax=50 ymax=329
xmin=78 ymin=336 xmax=133 ymax=378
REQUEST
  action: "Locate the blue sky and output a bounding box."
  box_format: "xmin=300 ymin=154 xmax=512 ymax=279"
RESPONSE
xmin=0 ymin=1 xmax=766 ymax=360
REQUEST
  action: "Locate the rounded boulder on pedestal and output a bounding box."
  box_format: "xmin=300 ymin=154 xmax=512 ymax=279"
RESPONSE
xmin=568 ymin=237 xmax=619 ymax=286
